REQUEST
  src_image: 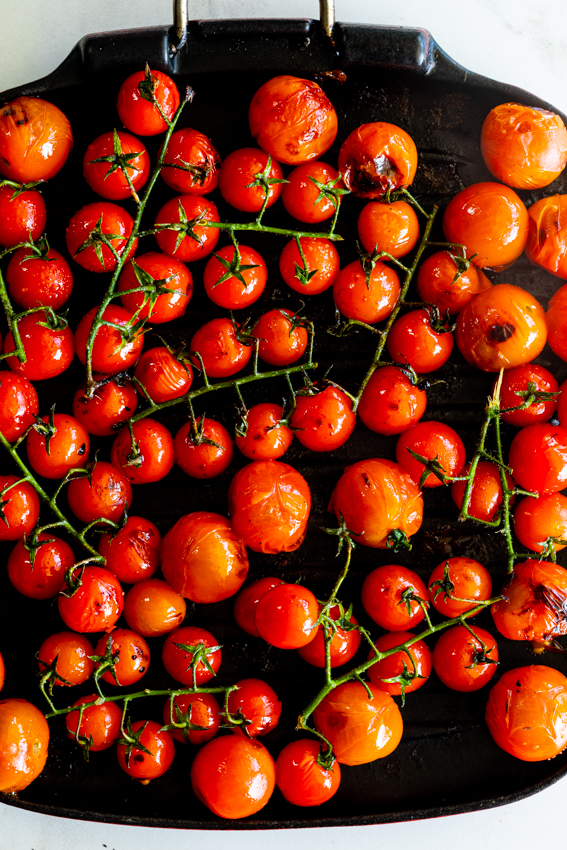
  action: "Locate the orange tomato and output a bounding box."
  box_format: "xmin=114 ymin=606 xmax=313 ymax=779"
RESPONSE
xmin=37 ymin=632 xmax=94 ymax=687
xmin=333 ymin=259 xmax=400 ymax=325
xmin=65 ymin=695 xmax=122 ymax=752
xmin=416 ymin=251 xmax=492 ymax=315
xmin=357 ymin=200 xmax=420 ymax=258
xmin=491 ymin=559 xmax=567 ymax=644
xmin=546 ymin=282 xmax=567 ymax=360
xmin=338 ymin=122 xmax=417 ymax=199
xmin=526 ymin=195 xmax=567 ymax=279
xmin=514 ymin=493 xmax=567 ymax=554
xmin=358 ymin=366 xmax=427 ymax=436
xmin=367 ymin=631 xmax=431 ymax=696
xmin=0 ymin=97 xmax=72 ymax=182
xmin=276 ymin=738 xmax=341 ymax=807
xmin=123 ymin=578 xmax=186 ymax=638
xmin=0 ymin=652 xmax=4 ymax=693
xmin=451 ymin=460 xmax=514 ymax=522
xmin=0 ymin=699 xmax=50 ymax=792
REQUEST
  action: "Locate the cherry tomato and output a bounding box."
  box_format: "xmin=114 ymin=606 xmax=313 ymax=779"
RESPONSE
xmin=416 ymin=251 xmax=491 ymax=315
xmin=123 ymin=578 xmax=187 ymax=638
xmin=451 ymin=460 xmax=514 ymax=522
xmin=443 ymin=182 xmax=529 ymax=270
xmin=255 ymin=583 xmax=319 ymax=649
xmin=250 ymin=75 xmax=337 ymax=165
xmin=228 ymin=460 xmax=311 ymax=554
xmin=279 ymin=237 xmax=340 ymax=296
xmin=395 ymin=420 xmax=466 ymax=488
xmin=66 ymin=695 xmax=122 ymax=752
xmin=26 ymin=413 xmax=89 ymax=480
xmin=252 ymin=308 xmax=308 ymax=367
xmin=235 ymin=403 xmax=292 ymax=461
xmin=190 ymin=317 xmax=252 ymax=378
xmin=514 ymin=493 xmax=567 ymax=554
xmin=160 ymin=127 xmax=221 ymax=195
xmin=333 ymin=259 xmax=400 ymax=325
xmin=0 ymin=475 xmax=40 ymax=541
xmin=281 ymin=161 xmax=343 ymax=223
xmin=66 ymin=202 xmax=137 ymax=273
xmin=66 ymin=460 xmax=132 ymax=524
xmin=491 ymin=559 xmax=567 ymax=644
xmin=289 ymin=384 xmax=356 ymax=452
xmin=0 ymin=185 xmax=46 ymax=247
xmin=191 ymin=734 xmax=276 ymax=819
xmin=83 ymin=130 xmax=150 ymax=200
xmin=358 ymin=200 xmax=419 ymax=258
xmin=58 ymin=566 xmax=124 ymax=633
xmin=0 ymin=652 xmax=4 ymax=693
xmin=432 ymin=625 xmax=498 ymax=692
xmin=508 ymin=423 xmax=567 ymax=495
xmin=387 ymin=309 xmax=453 ymax=373
xmin=361 ymin=564 xmax=428 ymax=631
xmin=546 ymin=282 xmax=567 ymax=360
xmin=498 ymin=363 xmax=558 ymax=427
xmin=0 ymin=97 xmax=72 ymax=182
xmin=162 ymin=692 xmax=221 ymax=745
xmin=37 ymin=631 xmax=94 ymax=686
xmin=276 ymin=738 xmax=341 ymax=807
xmin=94 ymin=629 xmax=150 ymax=687
xmin=7 ymin=245 xmax=73 ymax=310
xmin=485 ymin=665 xmax=567 ymax=761
xmin=117 ymin=68 xmax=180 ymax=136
xmin=118 ymin=252 xmax=192 ymax=323
xmin=154 ymin=195 xmax=220 ymax=262
xmin=233 ymin=577 xmax=285 ymax=638
xmin=297 ymin=604 xmax=361 ymax=669
xmin=0 ymin=371 xmax=38 ymax=442
xmin=134 ymin=346 xmax=192 ymax=403
xmin=117 ymin=720 xmax=175 ymax=783
xmin=556 ymin=378 xmax=567 ymax=426
xmin=161 ymin=511 xmax=249 ymax=604
xmin=203 ymin=244 xmax=267 ymax=310
xmin=161 ymin=626 xmax=221 ymax=686
xmin=72 ymin=377 xmax=138 ymax=437
xmin=227 ymin=678 xmax=281 ymax=737
xmin=218 ymin=148 xmax=284 ymax=213
xmin=481 ymin=103 xmax=567 ymax=189
xmin=174 ymin=416 xmax=233 ymax=479
xmin=7 ymin=533 xmax=74 ymax=600
xmin=526 ymin=195 xmax=567 ymax=279
xmin=313 ymin=681 xmax=403 ymax=765
xmin=358 ymin=365 xmax=427 ymax=436
xmin=111 ymin=418 xmax=174 ymax=484
xmin=0 ymin=699 xmax=50 ymax=793
xmin=427 ymin=557 xmax=492 ymax=618
xmin=4 ymin=310 xmax=74 ymax=381
xmin=329 ymin=458 xmax=423 ymax=548
xmin=98 ymin=515 xmax=161 ymax=584
xmin=367 ymin=631 xmax=431 ymax=696
xmin=75 ymin=304 xmax=143 ymax=375
xmin=338 ymin=122 xmax=417 ymax=199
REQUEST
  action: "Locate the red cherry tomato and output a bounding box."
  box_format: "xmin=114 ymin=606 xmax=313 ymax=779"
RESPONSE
xmin=0 ymin=186 xmax=46 ymax=248
xmin=526 ymin=196 xmax=567 ymax=280
xmin=546 ymin=282 xmax=567 ymax=360
xmin=427 ymin=557 xmax=492 ymax=618
xmin=432 ymin=625 xmax=498 ymax=692
xmin=361 ymin=564 xmax=428 ymax=631
xmin=491 ymin=559 xmax=567 ymax=644
xmin=255 ymin=583 xmax=319 ymax=649
xmin=116 ymin=720 xmax=175 ymax=783
xmin=75 ymin=305 xmax=143 ymax=375
xmin=338 ymin=122 xmax=417 ymax=199
xmin=333 ymin=259 xmax=400 ymax=325
xmin=289 ymin=384 xmax=356 ymax=452
xmin=6 ymin=245 xmax=73 ymax=310
xmin=416 ymin=251 xmax=492 ymax=315
xmin=117 ymin=68 xmax=180 ymax=136
xmin=154 ymin=195 xmax=220 ymax=262
xmin=219 ymin=148 xmax=283 ymax=213
xmin=387 ymin=309 xmax=453 ymax=373
xmin=227 ymin=678 xmax=282 ymax=737
xmin=7 ymin=533 xmax=74 ymax=599
xmin=58 ymin=566 xmax=124 ymax=634
xmin=252 ymin=308 xmax=308 ymax=367
xmin=94 ymin=629 xmax=150 ymax=687
xmin=83 ymin=131 xmax=150 ymax=200
xmin=26 ymin=413 xmax=90 ymax=480
xmin=451 ymin=460 xmax=514 ymax=522
xmin=161 ymin=626 xmax=221 ymax=686
xmin=162 ymin=692 xmax=221 ymax=745
xmin=66 ymin=460 xmax=132 ymax=525
xmin=123 ymin=578 xmax=186 ymax=638
xmin=395 ymin=420 xmax=466 ymax=488
xmin=4 ymin=311 xmax=74 ymax=381
xmin=161 ymin=511 xmax=249 ymax=604
xmin=72 ymin=378 xmax=138 ymax=437
xmin=203 ymin=245 xmax=267 ymax=310
xmin=37 ymin=632 xmax=94 ymax=687
xmin=233 ymin=577 xmax=285 ymax=638
xmin=297 ymin=604 xmax=361 ymax=669
xmin=0 ymin=475 xmax=40 ymax=541
xmin=160 ymin=127 xmax=221 ymax=195
xmin=134 ymin=346 xmax=192 ymax=404
xmin=508 ymin=423 xmax=567 ymax=495
xmin=329 ymin=458 xmax=423 ymax=549
xmin=279 ymin=237 xmax=340 ymax=296
xmin=98 ymin=516 xmax=161 ymax=584
xmin=118 ymin=252 xmax=193 ymax=323
xmin=358 ymin=366 xmax=427 ymax=436
xmin=228 ymin=460 xmax=311 ymax=554
xmin=0 ymin=371 xmax=38 ymax=442
xmin=66 ymin=202 xmax=137 ymax=273
xmin=358 ymin=200 xmax=419 ymax=258
xmin=66 ymin=695 xmax=122 ymax=752
xmin=0 ymin=700 xmax=50 ymax=793
xmin=174 ymin=417 xmax=233 ymax=479
xmin=276 ymin=738 xmax=341 ymax=807
xmin=498 ymin=363 xmax=558 ymax=427
xmin=0 ymin=97 xmax=72 ymax=182
xmin=513 ymin=493 xmax=567 ymax=555
xmin=190 ymin=317 xmax=252 ymax=378
xmin=281 ymin=161 xmax=343 ymax=223
xmin=111 ymin=418 xmax=174 ymax=485
xmin=235 ymin=403 xmax=292 ymax=461
xmin=367 ymin=631 xmax=431 ymax=696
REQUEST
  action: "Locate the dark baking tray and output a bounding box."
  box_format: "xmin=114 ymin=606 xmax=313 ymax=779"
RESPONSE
xmin=1 ymin=14 xmax=567 ymax=830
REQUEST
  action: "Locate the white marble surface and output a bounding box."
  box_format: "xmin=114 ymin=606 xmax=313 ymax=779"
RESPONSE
xmin=1 ymin=1 xmax=567 ymax=848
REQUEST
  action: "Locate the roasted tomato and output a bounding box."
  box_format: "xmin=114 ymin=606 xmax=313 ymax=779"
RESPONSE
xmin=289 ymin=384 xmax=356 ymax=452
xmin=116 ymin=68 xmax=180 ymax=136
xmin=358 ymin=366 xmax=427 ymax=436
xmin=174 ymin=416 xmax=233 ymax=479
xmin=118 ymin=252 xmax=193 ymax=323
xmin=123 ymin=578 xmax=186 ymax=638
xmin=219 ymin=148 xmax=284 ymax=213
xmin=111 ymin=418 xmax=174 ymax=485
xmin=7 ymin=533 xmax=74 ymax=600
xmin=333 ymin=259 xmax=400 ymax=325
xmin=281 ymin=161 xmax=343 ymax=223
xmin=0 ymin=371 xmax=38 ymax=442
xmin=117 ymin=720 xmax=175 ymax=784
xmin=0 ymin=699 xmax=50 ymax=793
xmin=255 ymin=583 xmax=319 ymax=649
xmin=154 ymin=195 xmax=220 ymax=262
xmin=252 ymin=308 xmax=308 ymax=367
xmin=387 ymin=309 xmax=453 ymax=373
xmin=75 ymin=305 xmax=143 ymax=375
xmin=297 ymin=604 xmax=361 ymax=669
xmin=427 ymin=557 xmax=492 ymax=618
xmin=160 ymin=127 xmax=221 ymax=195
xmin=58 ymin=566 xmax=124 ymax=634
xmin=66 ymin=460 xmax=132 ymax=525
xmin=72 ymin=378 xmax=138 ymax=437
xmin=546 ymin=282 xmax=567 ymax=360
xmin=162 ymin=692 xmax=221 ymax=745
xmin=190 ymin=317 xmax=252 ymax=378
xmin=0 ymin=97 xmax=72 ymax=182
xmin=481 ymin=103 xmax=567 ymax=189
xmin=508 ymin=423 xmax=567 ymax=495
xmin=526 ymin=195 xmax=567 ymax=279
xmin=0 ymin=185 xmax=46 ymax=248
xmin=4 ymin=310 xmax=75 ymax=381
xmin=203 ymin=244 xmax=267 ymax=310
xmin=37 ymin=632 xmax=94 ymax=687
xmin=395 ymin=420 xmax=466 ymax=488
xmin=357 ymin=200 xmax=419 ymax=258
xmin=276 ymin=739 xmax=341 ymax=807
xmin=83 ymin=130 xmax=150 ymax=201
xmin=98 ymin=516 xmax=161 ymax=584
xmin=0 ymin=475 xmax=40 ymax=541
xmin=235 ymin=403 xmax=292 ymax=461
xmin=93 ymin=629 xmax=150 ymax=687
xmin=491 ymin=559 xmax=567 ymax=645
xmin=161 ymin=625 xmax=221 ymax=686
xmin=361 ymin=565 xmax=428 ymax=631
xmin=249 ymin=75 xmax=337 ymax=165
xmin=498 ymin=363 xmax=558 ymax=427
xmin=227 ymin=678 xmax=282 ymax=737
xmin=416 ymin=251 xmax=492 ymax=315
xmin=451 ymin=460 xmax=514 ymax=522
xmin=228 ymin=460 xmax=311 ymax=554
xmin=134 ymin=347 xmax=192 ymax=404
xmin=514 ymin=494 xmax=567 ymax=555
xmin=432 ymin=625 xmax=498 ymax=692
xmin=7 ymin=245 xmax=73 ymax=310
xmin=233 ymin=577 xmax=285 ymax=638
xmin=66 ymin=696 xmax=122 ymax=753
xmin=367 ymin=631 xmax=431 ymax=696
xmin=279 ymin=236 xmax=340 ymax=296
xmin=66 ymin=202 xmax=137 ymax=273
xmin=26 ymin=413 xmax=89 ymax=480
xmin=161 ymin=511 xmax=249 ymax=604
xmin=338 ymin=122 xmax=417 ymax=199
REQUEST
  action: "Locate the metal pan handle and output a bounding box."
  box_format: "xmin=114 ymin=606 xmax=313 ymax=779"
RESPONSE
xmin=173 ymin=0 xmax=335 ymax=47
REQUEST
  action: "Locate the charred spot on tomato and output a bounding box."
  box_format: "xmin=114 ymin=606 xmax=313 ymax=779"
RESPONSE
xmin=488 ymin=322 xmax=515 ymax=343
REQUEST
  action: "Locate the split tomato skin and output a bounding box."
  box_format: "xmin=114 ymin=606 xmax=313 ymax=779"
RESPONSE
xmin=367 ymin=631 xmax=431 ymax=696
xmin=276 ymin=738 xmax=341 ymax=807
xmin=358 ymin=366 xmax=427 ymax=436
xmin=485 ymin=665 xmax=567 ymax=761
xmin=0 ymin=186 xmax=46 ymax=248
xmin=491 ymin=559 xmax=567 ymax=644
xmin=72 ymin=378 xmax=138 ymax=437
xmin=117 ymin=69 xmax=180 ymax=136
xmin=0 ymin=699 xmax=50 ymax=793
xmin=0 ymin=371 xmax=38 ymax=442
xmin=526 ymin=195 xmax=567 ymax=280
xmin=58 ymin=566 xmax=124 ymax=634
xmin=160 ymin=127 xmax=221 ymax=195
xmin=66 ymin=460 xmax=132 ymax=525
xmin=98 ymin=516 xmax=161 ymax=585
xmin=0 ymin=96 xmax=72 ymax=182
xmin=338 ymin=122 xmax=417 ymax=199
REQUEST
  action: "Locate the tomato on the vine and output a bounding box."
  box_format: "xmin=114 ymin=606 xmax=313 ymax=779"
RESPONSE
xmin=58 ymin=566 xmax=124 ymax=634
xmin=174 ymin=416 xmax=233 ymax=480
xmin=154 ymin=195 xmax=220 ymax=262
xmin=4 ymin=310 xmax=75 ymax=381
xmin=338 ymin=122 xmax=417 ymax=199
xmin=367 ymin=631 xmax=431 ymax=696
xmin=67 ymin=460 xmax=132 ymax=524
xmin=279 ymin=236 xmax=340 ymax=295
xmin=93 ymin=629 xmax=150 ymax=687
xmin=387 ymin=309 xmax=454 ymax=373
xmin=255 ymin=582 xmax=319 ymax=649
xmin=427 ymin=557 xmax=492 ymax=618
xmin=66 ymin=202 xmax=137 ymax=273
xmin=498 ymin=363 xmax=558 ymax=427
xmin=37 ymin=632 xmax=94 ymax=687
xmin=416 ymin=251 xmax=491 ymax=315
xmin=357 ymin=200 xmax=419 ymax=258
xmin=190 ymin=317 xmax=252 ymax=378
xmin=219 ymin=147 xmax=284 ymax=213
xmin=116 ymin=68 xmax=180 ymax=136
xmin=111 ymin=418 xmax=174 ymax=485
xmin=361 ymin=565 xmax=428 ymax=631
xmin=276 ymin=739 xmax=341 ymax=807
xmin=252 ymin=308 xmax=308 ymax=367
xmin=7 ymin=533 xmax=74 ymax=600
xmin=26 ymin=413 xmax=90 ymax=480
xmin=203 ymin=244 xmax=267 ymax=310
xmin=358 ymin=366 xmax=427 ymax=436
xmin=0 ymin=475 xmax=40 ymax=541
xmin=297 ymin=604 xmax=361 ymax=669
xmin=0 ymin=371 xmax=38 ymax=442
xmin=227 ymin=678 xmax=282 ymax=737
xmin=66 ymin=696 xmax=122 ymax=753
xmin=118 ymin=252 xmax=193 ymax=323
xmin=83 ymin=130 xmax=150 ymax=200
xmin=162 ymin=693 xmax=221 ymax=745
xmin=235 ymin=403 xmax=292 ymax=461
xmin=72 ymin=378 xmax=138 ymax=437
xmin=161 ymin=625 xmax=221 ymax=686
xmin=508 ymin=423 xmax=567 ymax=495
xmin=160 ymin=127 xmax=221 ymax=195
xmin=0 ymin=186 xmax=46 ymax=248
xmin=432 ymin=625 xmax=498 ymax=692
xmin=289 ymin=384 xmax=356 ymax=452
xmin=333 ymin=259 xmax=400 ymax=325
xmin=134 ymin=346 xmax=192 ymax=403
xmin=281 ymin=161 xmax=342 ymax=223
xmin=491 ymin=559 xmax=567 ymax=644
xmin=75 ymin=305 xmax=143 ymax=376
xmin=395 ymin=420 xmax=466 ymax=487
xmin=451 ymin=460 xmax=514 ymax=522
xmin=513 ymin=493 xmax=567 ymax=554
xmin=117 ymin=720 xmax=175 ymax=784
xmin=233 ymin=576 xmax=285 ymax=638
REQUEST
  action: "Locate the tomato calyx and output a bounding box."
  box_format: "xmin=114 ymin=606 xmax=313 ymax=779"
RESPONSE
xmin=184 ymin=410 xmax=224 ymax=449
xmin=210 ymin=240 xmax=260 ymax=290
xmin=428 ymin=561 xmax=484 ymax=608
xmin=153 ymin=199 xmax=207 ymax=252
xmin=73 ymin=214 xmax=125 ymax=270
xmin=321 ymin=510 xmax=359 ymax=556
xmin=538 ymin=536 xmax=567 ymax=562
xmin=0 ymin=177 xmax=45 ymax=200
xmin=406 ymin=449 xmax=460 ymax=489
xmin=117 ymin=717 xmax=153 ymax=767
xmin=370 ymin=655 xmax=425 ymax=707
xmin=89 ymin=634 xmax=120 ymax=689
xmin=21 ymin=525 xmax=57 ymax=569
xmin=173 ymin=641 xmax=223 ymax=690
xmin=88 ymin=129 xmax=145 ymax=204
xmin=160 ymin=697 xmax=209 ymax=742
xmin=500 ymin=381 xmax=560 ymax=417
xmin=36 ymin=651 xmax=73 ymax=694
xmin=244 ymin=154 xmax=288 ymax=220
xmin=386 ymin=528 xmax=413 ymax=552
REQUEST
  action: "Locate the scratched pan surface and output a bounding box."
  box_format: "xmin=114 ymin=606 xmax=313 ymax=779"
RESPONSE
xmin=1 ymin=17 xmax=567 ymax=829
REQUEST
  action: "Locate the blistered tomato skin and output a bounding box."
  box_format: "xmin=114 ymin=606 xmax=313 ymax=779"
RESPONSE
xmin=498 ymin=364 xmax=558 ymax=427
xmin=333 ymin=259 xmax=400 ymax=325
xmin=455 ymin=284 xmax=547 ymax=372
xmin=508 ymin=423 xmax=567 ymax=495
xmin=255 ymin=583 xmax=319 ymax=649
xmin=526 ymin=195 xmax=567 ymax=279
xmin=276 ymin=738 xmax=341 ymax=807
xmin=367 ymin=631 xmax=432 ymax=696
xmin=395 ymin=421 xmax=466 ymax=488
xmin=228 ymin=460 xmax=311 ymax=554
xmin=357 ymin=200 xmax=420 ymax=258
xmin=0 ymin=97 xmax=72 ymax=182
xmin=338 ymin=122 xmax=417 ymax=199
xmin=358 ymin=366 xmax=427 ymax=436
xmin=0 ymin=699 xmax=50 ymax=793
xmin=66 ymin=460 xmax=132 ymax=525
xmin=0 ymin=475 xmax=40 ymax=542
xmin=361 ymin=565 xmax=428 ymax=631
xmin=249 ymin=75 xmax=338 ymax=165
xmin=0 ymin=186 xmax=46 ymax=248
xmin=98 ymin=516 xmax=161 ymax=584
xmin=161 ymin=127 xmax=221 ymax=195
xmin=289 ymin=385 xmax=356 ymax=452
xmin=135 ymin=347 xmax=192 ymax=404
xmin=481 ymin=103 xmax=567 ymax=189
xmin=443 ymin=182 xmax=529 ymax=270
xmin=58 ymin=567 xmax=124 ymax=634
xmin=416 ymin=251 xmax=491 ymax=315
xmin=0 ymin=372 xmax=38 ymax=442
xmin=491 ymin=559 xmax=567 ymax=644
xmin=329 ymin=458 xmax=423 ymax=549
xmin=486 ymin=666 xmax=567 ymax=761
xmin=123 ymin=579 xmax=186 ymax=638
xmin=72 ymin=379 xmax=138 ymax=437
